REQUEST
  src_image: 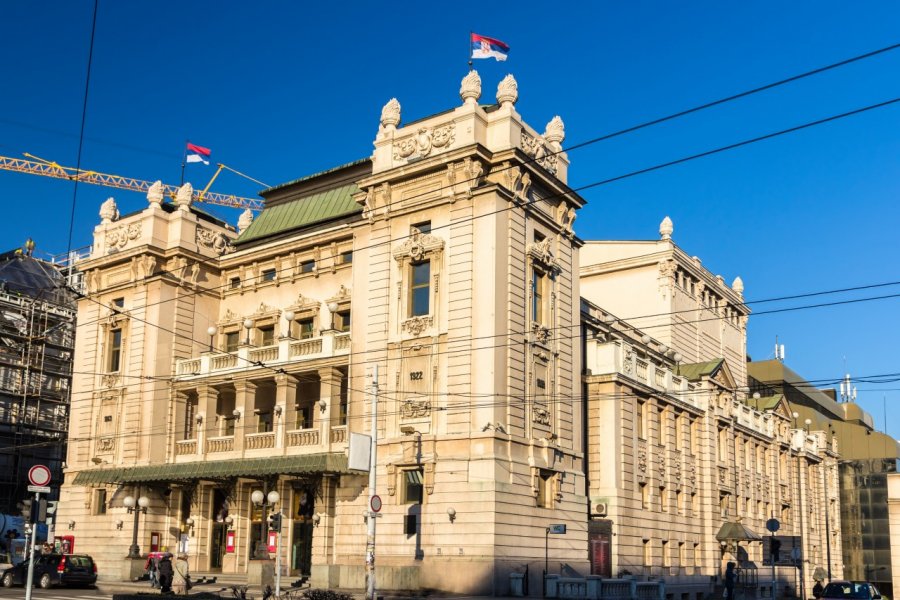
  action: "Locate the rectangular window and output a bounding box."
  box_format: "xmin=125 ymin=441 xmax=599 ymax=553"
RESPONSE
xmin=261 ymin=269 xmax=276 ymax=282
xmin=259 ymin=326 xmax=275 ymax=346
xmin=537 ymin=469 xmax=555 ymax=508
xmin=691 ymin=492 xmax=698 ymax=516
xmin=93 ymin=489 xmax=107 ymax=515
xmin=641 ymin=483 xmax=650 ymax=510
xmin=678 ymin=542 xmax=686 ymax=569
xmin=656 ymin=407 xmax=665 ymax=446
xmin=412 ymin=221 xmax=431 ymax=235
xmin=338 ymin=370 xmax=349 ymax=425
xmin=643 ymin=540 xmax=652 ymax=567
xmin=112 ymin=297 xmax=124 ymax=308
xmin=410 ymin=261 xmax=431 ymax=317
xmin=300 ymin=260 xmax=315 ymax=274
xmin=230 ymin=277 xmax=241 ymax=289
xmin=402 ymin=468 xmax=424 ymax=504
xmin=184 ymin=393 xmax=197 ymax=439
xmin=340 ymin=251 xmax=353 ymax=265
xmin=107 ymin=329 xmax=122 ymax=372
xmin=662 ymin=541 xmax=670 ymax=567
xmin=296 ymin=404 xmax=312 ymax=429
xmin=298 ymin=318 xmax=315 ymax=339
xmin=335 ymin=310 xmax=351 ymax=333
xmin=225 ymin=332 xmax=240 ymax=352
xmin=719 ymin=493 xmax=729 ymax=518
xmin=257 ymin=411 xmax=273 ymax=433
xmin=637 ymin=401 xmax=646 ymax=439
xmin=674 ymin=412 xmax=682 ymax=450
xmin=531 ymin=270 xmax=547 ymax=324
xmin=676 ymin=490 xmax=683 ymax=514
xmin=660 ymin=487 xmax=668 ymax=513
xmin=693 ymin=543 xmax=700 ymax=568
xmin=718 ymin=428 xmax=727 ymax=461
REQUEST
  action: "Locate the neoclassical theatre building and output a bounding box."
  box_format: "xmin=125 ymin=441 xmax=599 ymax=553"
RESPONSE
xmin=58 ymin=71 xmax=841 ymax=596
xmin=59 ymin=72 xmax=588 ymax=593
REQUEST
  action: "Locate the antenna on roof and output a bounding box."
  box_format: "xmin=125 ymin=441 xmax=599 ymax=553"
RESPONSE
xmin=839 ymin=373 xmax=857 ymax=403
xmin=774 ymin=336 xmax=785 ymax=362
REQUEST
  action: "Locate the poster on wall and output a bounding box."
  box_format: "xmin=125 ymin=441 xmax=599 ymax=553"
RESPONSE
xmin=225 ymin=531 xmax=235 ymax=553
xmin=150 ymin=532 xmax=160 ymax=553
xmin=267 ymin=530 xmax=277 ymax=553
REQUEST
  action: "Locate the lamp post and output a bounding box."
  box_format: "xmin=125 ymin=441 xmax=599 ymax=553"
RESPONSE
xmin=251 ymin=489 xmax=282 ymax=596
xmin=123 ymin=491 xmax=150 ymax=559
xmin=282 ymin=311 xmax=294 ymax=338
xmin=243 ymin=319 xmax=254 ymax=345
xmin=206 ymin=326 xmax=217 ymax=352
xmin=327 ymin=302 xmax=339 ymax=330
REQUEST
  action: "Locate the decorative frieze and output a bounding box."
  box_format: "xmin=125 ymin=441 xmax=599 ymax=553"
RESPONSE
xmin=533 ymin=405 xmax=551 ymax=426
xmin=401 ymin=316 xmax=433 ymax=337
xmin=105 ymin=222 xmax=141 ymax=250
xmin=521 ymin=131 xmax=559 ymax=175
xmin=196 ymin=227 xmax=234 ymax=255
xmin=400 ymin=398 xmax=431 ymax=419
xmin=393 ymin=123 xmax=456 ymax=162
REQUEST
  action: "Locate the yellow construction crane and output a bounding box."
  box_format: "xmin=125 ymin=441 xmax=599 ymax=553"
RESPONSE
xmin=0 ymin=153 xmax=264 ymax=211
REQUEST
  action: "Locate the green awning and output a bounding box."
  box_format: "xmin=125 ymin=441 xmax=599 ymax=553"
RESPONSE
xmin=71 ymin=453 xmax=348 ymax=486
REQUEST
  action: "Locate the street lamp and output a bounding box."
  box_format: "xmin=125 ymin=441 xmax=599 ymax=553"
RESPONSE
xmin=123 ymin=492 xmax=150 ymax=559
xmin=243 ymin=319 xmax=254 ymax=345
xmin=327 ymin=302 xmax=339 ymax=330
xmin=251 ymin=489 xmax=283 ymax=595
xmin=282 ymin=310 xmax=295 ymax=338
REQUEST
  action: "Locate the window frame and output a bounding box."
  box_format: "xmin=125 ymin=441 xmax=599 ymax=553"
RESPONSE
xmin=409 ymin=260 xmax=431 ymax=317
xmin=400 ymin=467 xmax=424 ymax=505
xmin=107 ymin=328 xmax=123 ymax=373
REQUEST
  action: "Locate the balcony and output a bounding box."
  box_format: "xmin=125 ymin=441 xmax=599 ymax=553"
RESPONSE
xmin=173 ymin=424 xmax=349 ymax=461
xmin=175 ymin=332 xmax=351 ymax=379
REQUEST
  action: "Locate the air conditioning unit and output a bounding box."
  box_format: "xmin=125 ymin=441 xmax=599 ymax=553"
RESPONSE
xmin=593 ymin=502 xmax=608 ymax=517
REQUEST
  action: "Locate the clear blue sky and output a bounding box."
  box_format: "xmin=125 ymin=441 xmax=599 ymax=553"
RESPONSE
xmin=2 ymin=2 xmax=899 ymax=434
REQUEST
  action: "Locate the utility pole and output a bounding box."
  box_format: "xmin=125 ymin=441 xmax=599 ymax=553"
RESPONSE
xmin=365 ymin=364 xmax=379 ymax=600
xmin=24 ymin=491 xmax=38 ymax=600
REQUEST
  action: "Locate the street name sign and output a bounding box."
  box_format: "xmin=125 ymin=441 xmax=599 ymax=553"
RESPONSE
xmin=27 ymin=485 xmax=50 ymax=494
xmin=548 ymin=524 xmax=567 ymax=534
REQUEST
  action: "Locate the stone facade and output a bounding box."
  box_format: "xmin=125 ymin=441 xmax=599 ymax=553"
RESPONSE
xmin=58 ymin=73 xmax=587 ymax=594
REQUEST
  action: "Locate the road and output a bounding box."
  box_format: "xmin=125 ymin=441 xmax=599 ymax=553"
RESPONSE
xmin=0 ymin=588 xmax=112 ymax=599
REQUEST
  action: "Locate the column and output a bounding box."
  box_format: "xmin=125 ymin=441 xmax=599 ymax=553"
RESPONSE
xmin=276 ymin=374 xmax=297 ymax=450
xmin=198 ymin=385 xmax=218 ymax=455
xmin=319 ymin=367 xmax=342 ymax=449
xmin=234 ymin=381 xmax=256 ymax=453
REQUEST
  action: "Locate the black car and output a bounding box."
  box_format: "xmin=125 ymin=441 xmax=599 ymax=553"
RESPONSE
xmin=1 ymin=553 xmax=97 ymax=588
xmin=821 ymin=581 xmax=885 ymax=600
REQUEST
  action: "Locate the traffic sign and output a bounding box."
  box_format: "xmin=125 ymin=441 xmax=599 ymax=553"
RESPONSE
xmin=548 ymin=524 xmax=567 ymax=534
xmin=370 ymin=495 xmax=382 ymax=513
xmin=28 ymin=465 xmax=51 ymax=487
xmin=26 ymin=486 xmax=50 ymax=494
xmin=766 ymin=518 xmax=780 ymax=533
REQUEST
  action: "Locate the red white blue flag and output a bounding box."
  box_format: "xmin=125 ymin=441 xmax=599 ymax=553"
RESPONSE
xmin=185 ymin=142 xmax=211 ymax=165
xmin=471 ymin=33 xmax=509 ymax=62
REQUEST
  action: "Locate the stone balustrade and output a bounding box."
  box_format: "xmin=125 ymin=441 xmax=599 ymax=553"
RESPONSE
xmin=246 ymin=432 xmax=275 ymax=450
xmin=175 ymin=439 xmax=197 ymax=455
xmin=286 ymin=429 xmax=320 ymax=446
xmin=174 ymin=331 xmax=350 ymax=380
xmin=207 ymin=436 xmax=234 ymax=453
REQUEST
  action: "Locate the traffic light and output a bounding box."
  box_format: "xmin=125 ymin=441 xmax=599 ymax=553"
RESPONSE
xmin=268 ymin=512 xmax=282 ymax=533
xmin=770 ymin=538 xmax=781 ymax=563
xmin=36 ymin=499 xmax=47 ymax=523
xmin=46 ymin=501 xmax=58 ymax=515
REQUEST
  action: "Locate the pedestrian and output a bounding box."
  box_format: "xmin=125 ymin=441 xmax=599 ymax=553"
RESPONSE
xmin=157 ymin=552 xmax=174 ymax=594
xmin=724 ymin=562 xmax=737 ymax=599
xmin=144 ymin=553 xmax=158 ymax=589
xmin=172 ymin=554 xmax=190 ymax=594
xmin=813 ymin=581 xmax=824 ymax=600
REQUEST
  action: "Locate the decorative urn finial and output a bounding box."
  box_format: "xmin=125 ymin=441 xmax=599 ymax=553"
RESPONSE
xmin=380 ymin=98 xmax=401 ymax=131
xmin=496 ymin=74 xmax=518 ymax=107
xmin=544 ymin=116 xmax=565 ymax=151
xmin=460 ymin=70 xmax=482 ymax=105
xmin=147 ymin=180 xmax=164 ymax=207
xmin=99 ymin=197 xmax=119 ymax=223
xmin=238 ymin=209 xmax=254 ymax=233
xmin=659 ymin=216 xmax=673 ymax=240
xmin=732 ymin=276 xmax=744 ymax=296
xmin=175 ymin=183 xmax=193 ymax=211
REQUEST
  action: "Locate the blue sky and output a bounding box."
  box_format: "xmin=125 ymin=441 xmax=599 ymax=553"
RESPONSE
xmin=2 ymin=2 xmax=899 ymax=434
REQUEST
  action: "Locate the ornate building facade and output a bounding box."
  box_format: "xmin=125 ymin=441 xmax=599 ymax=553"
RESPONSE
xmin=58 ymin=72 xmax=587 ymax=593
xmin=580 ymin=220 xmax=840 ymax=600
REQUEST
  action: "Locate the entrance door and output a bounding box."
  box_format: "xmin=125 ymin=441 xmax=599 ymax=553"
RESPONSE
xmin=210 ymin=523 xmax=227 ymax=570
xmin=589 ymin=520 xmax=612 ymax=577
xmin=291 ymin=521 xmax=313 ymax=575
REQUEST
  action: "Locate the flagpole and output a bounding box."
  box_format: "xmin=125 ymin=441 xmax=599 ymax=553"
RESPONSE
xmin=180 ymin=139 xmax=188 ymax=185
xmin=468 ymin=31 xmax=473 ymax=71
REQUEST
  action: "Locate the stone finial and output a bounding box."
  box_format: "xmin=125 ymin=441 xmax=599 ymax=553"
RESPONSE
xmin=380 ymin=98 xmax=401 ymax=131
xmin=732 ymin=276 xmax=744 ymax=296
xmin=147 ymin=180 xmax=164 ymax=206
xmin=237 ymin=208 xmax=254 ymax=233
xmin=460 ymin=70 xmax=482 ymax=105
xmin=659 ymin=216 xmax=673 ymax=240
xmin=496 ymin=74 xmax=518 ymax=107
xmin=99 ymin=197 xmax=119 ymax=223
xmin=544 ymin=116 xmax=565 ymax=151
xmin=175 ymin=183 xmax=193 ymax=211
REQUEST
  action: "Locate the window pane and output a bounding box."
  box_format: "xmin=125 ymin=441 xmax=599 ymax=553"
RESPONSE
xmin=410 ymin=261 xmax=430 ymax=317
xmin=109 ymin=329 xmax=122 ymax=372
xmin=411 ymin=288 xmax=429 ymax=317
xmin=260 ymin=326 xmax=275 ymax=346
xmin=299 ymin=319 xmax=314 ymax=339
xmin=262 ymin=269 xmax=276 ymax=282
xmin=225 ymin=332 xmax=239 ymax=352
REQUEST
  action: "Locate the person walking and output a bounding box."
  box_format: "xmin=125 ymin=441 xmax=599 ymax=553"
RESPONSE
xmin=144 ymin=553 xmax=159 ymax=589
xmin=813 ymin=580 xmax=824 ymax=600
xmin=172 ymin=554 xmax=190 ymax=594
xmin=724 ymin=562 xmax=737 ymax=599
xmin=157 ymin=553 xmax=174 ymax=594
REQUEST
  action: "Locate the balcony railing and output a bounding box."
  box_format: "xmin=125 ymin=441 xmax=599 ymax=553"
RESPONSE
xmin=330 ymin=426 xmax=347 ymax=443
xmin=175 ymin=439 xmax=197 ymax=455
xmin=174 ymin=331 xmax=350 ymax=380
xmin=207 ymin=436 xmax=234 ymax=453
xmin=286 ymin=429 xmax=319 ymax=447
xmin=246 ymin=432 xmax=275 ymax=450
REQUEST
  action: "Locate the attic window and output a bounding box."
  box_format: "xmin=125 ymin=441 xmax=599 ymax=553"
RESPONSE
xmin=261 ymin=269 xmax=276 ymax=282
xmin=300 ymin=260 xmax=315 ymax=274
xmin=229 ymin=277 xmax=241 ymax=290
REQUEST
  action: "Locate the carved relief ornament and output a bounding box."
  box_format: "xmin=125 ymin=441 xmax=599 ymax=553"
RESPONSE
xmin=527 ymin=238 xmax=561 ymax=274
xmin=521 ymin=131 xmax=559 ymax=175
xmin=532 ymin=405 xmax=551 ymax=426
xmin=400 ymin=398 xmax=432 ymax=419
xmin=196 ymin=227 xmax=235 ymax=255
xmin=402 ymin=315 xmax=433 ymax=337
xmin=392 ymin=230 xmax=445 ymax=263
xmin=393 ymin=123 xmax=456 ymax=161
xmin=105 ymin=222 xmax=141 ymax=250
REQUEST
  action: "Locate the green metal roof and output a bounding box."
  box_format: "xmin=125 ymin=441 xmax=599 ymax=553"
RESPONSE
xmin=70 ymin=452 xmax=349 ymax=486
xmin=236 ymin=183 xmax=361 ymax=244
xmin=676 ymin=359 xmax=724 ymax=382
xmin=747 ymin=393 xmax=784 ymax=412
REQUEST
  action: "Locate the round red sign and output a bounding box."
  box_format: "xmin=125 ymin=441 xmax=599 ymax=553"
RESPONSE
xmin=370 ymin=495 xmax=382 ymax=513
xmin=28 ymin=465 xmax=51 ymax=487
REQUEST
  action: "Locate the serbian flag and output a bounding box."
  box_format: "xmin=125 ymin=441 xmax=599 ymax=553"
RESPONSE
xmin=471 ymin=33 xmax=509 ymax=61
xmin=185 ymin=142 xmax=211 ymax=165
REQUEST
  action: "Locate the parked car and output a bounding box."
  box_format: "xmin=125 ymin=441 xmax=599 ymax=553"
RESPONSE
xmin=821 ymin=581 xmax=885 ymax=600
xmin=1 ymin=553 xmax=97 ymax=588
